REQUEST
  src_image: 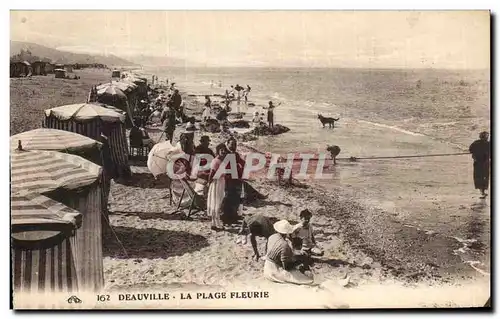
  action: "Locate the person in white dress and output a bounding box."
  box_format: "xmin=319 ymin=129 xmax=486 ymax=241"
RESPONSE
xmin=207 ymin=143 xmax=229 ymax=231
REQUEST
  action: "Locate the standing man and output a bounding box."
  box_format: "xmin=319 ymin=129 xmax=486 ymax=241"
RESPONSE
xmin=161 ymin=106 xmax=177 ymax=144
xmin=170 ymin=89 xmax=183 ymax=111
xmin=469 ymin=131 xmax=491 ymax=198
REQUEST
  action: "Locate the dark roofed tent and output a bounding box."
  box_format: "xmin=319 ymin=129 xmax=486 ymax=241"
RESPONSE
xmin=11 ymin=190 xmax=82 ymax=294
xmin=11 ymin=150 xmax=105 ymax=292
xmin=43 ymin=103 xmax=132 ymax=180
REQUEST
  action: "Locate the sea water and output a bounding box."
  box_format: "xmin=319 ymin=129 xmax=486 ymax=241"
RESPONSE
xmin=147 ymin=66 xmax=491 ymax=276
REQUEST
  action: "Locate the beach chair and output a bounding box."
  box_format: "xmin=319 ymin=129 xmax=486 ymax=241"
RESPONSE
xmin=173 ymin=178 xmax=206 ymax=219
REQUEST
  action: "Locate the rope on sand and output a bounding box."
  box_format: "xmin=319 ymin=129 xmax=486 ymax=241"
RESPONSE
xmin=335 ymin=152 xmax=470 ymax=162
xmin=242 ymin=145 xmax=470 ymax=162
xmin=101 ymin=210 xmax=129 ymax=258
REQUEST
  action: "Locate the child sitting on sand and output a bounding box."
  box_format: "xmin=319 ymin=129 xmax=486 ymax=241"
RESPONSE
xmin=291 ymin=209 xmax=324 ymax=257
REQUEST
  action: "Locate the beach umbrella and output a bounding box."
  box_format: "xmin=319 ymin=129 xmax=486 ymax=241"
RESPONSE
xmin=96 ymin=85 xmax=128 ymax=102
xmin=11 ymin=147 xmax=102 ymax=194
xmin=147 ymin=141 xmax=182 ymax=178
xmin=97 ymin=81 xmax=137 ymax=93
xmin=44 ymin=103 xmax=125 ymax=123
xmin=10 ymin=128 xmax=100 ymax=153
xmin=95 ymin=86 xmax=134 ymax=125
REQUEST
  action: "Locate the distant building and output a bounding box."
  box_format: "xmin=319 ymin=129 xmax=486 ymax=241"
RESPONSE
xmin=31 ymin=61 xmax=47 ymax=76
xmin=10 ymin=61 xmax=32 ymax=78
xmin=45 ymin=63 xmax=55 ymax=74
xmin=54 ymin=68 xmax=66 ymax=78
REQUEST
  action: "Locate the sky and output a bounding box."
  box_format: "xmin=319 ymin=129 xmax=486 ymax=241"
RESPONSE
xmin=10 ymin=11 xmax=490 ymax=68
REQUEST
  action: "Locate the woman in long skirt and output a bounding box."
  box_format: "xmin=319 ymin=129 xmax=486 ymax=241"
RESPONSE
xmin=207 ymin=143 xmax=229 ymax=231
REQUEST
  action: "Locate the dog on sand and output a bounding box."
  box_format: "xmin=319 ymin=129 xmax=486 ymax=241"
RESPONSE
xmin=318 ymin=114 xmax=340 ymax=128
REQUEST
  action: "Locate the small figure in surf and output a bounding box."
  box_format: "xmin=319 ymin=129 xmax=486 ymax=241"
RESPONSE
xmin=244 ymin=85 xmax=252 ymax=104
xmin=264 ymin=101 xmax=281 ymax=129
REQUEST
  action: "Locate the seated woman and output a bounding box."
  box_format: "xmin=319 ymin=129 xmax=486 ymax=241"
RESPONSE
xmin=263 ymin=220 xmax=314 ymax=285
xmin=139 ymin=123 xmax=155 ymax=150
xmin=130 ymin=120 xmax=154 ymax=148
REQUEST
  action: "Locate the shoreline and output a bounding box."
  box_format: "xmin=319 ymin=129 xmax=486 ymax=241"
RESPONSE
xmin=9 ymin=69 xmax=490 ymax=308
xmin=132 ymin=77 xmax=489 ymax=283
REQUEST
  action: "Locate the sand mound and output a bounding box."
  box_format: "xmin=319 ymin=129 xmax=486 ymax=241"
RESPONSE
xmin=247 ymin=123 xmax=290 ymax=136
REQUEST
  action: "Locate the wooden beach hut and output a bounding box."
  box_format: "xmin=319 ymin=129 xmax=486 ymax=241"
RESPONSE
xmin=11 ymin=149 xmax=104 ymax=292
xmin=43 ymin=103 xmax=132 ymax=179
xmin=11 ymin=190 xmax=82 ymax=295
xmin=10 ymin=61 xmax=32 ymax=77
xmin=111 ymin=69 xmax=121 ymax=78
xmin=45 ymin=63 xmax=55 ymax=74
xmin=31 ymin=61 xmax=47 ymax=76
xmin=54 ymin=69 xmax=66 ymax=79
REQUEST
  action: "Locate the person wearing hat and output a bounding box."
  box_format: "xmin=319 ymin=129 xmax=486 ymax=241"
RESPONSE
xmin=194 ymin=135 xmax=215 ymax=183
xmin=469 ymin=131 xmax=490 ymax=198
xmin=263 ymin=220 xmax=314 ymax=285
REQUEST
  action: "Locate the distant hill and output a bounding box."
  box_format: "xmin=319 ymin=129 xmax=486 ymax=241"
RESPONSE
xmin=10 ymin=41 xmax=137 ymax=66
xmin=123 ymin=54 xmax=190 ymax=67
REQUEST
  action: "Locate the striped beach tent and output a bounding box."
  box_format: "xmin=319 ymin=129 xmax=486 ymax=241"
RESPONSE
xmin=11 ymin=190 xmax=82 ymax=294
xmin=11 ymin=149 xmax=105 ymax=292
xmin=10 ymin=128 xmax=108 ymax=222
xmin=44 ymin=103 xmax=131 ymax=179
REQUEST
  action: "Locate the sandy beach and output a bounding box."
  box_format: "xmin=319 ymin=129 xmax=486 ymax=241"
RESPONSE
xmin=10 ymin=68 xmax=490 ymax=308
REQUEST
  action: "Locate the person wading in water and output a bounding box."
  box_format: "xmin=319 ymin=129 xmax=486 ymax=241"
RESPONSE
xmin=469 ymin=131 xmax=491 ymax=198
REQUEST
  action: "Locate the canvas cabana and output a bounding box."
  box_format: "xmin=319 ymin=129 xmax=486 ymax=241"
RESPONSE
xmin=11 ymin=149 xmax=104 ymax=292
xmin=10 ymin=128 xmax=108 ymax=219
xmin=11 ymin=190 xmax=82 ymax=294
xmin=43 ymin=103 xmax=131 ymax=179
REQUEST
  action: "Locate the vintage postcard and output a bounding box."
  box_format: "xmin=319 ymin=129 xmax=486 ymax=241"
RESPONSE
xmin=10 ymin=10 xmax=490 ymax=309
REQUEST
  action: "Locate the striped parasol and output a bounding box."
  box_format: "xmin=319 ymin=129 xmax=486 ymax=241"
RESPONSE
xmin=96 ymin=85 xmax=128 ymax=101
xmin=11 ymin=190 xmax=82 ymax=234
xmin=10 ymin=128 xmax=101 ymax=152
xmin=11 ymin=148 xmax=102 ymax=194
xmin=97 ymin=81 xmax=137 ymax=93
xmin=44 ymin=103 xmax=125 ymax=123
